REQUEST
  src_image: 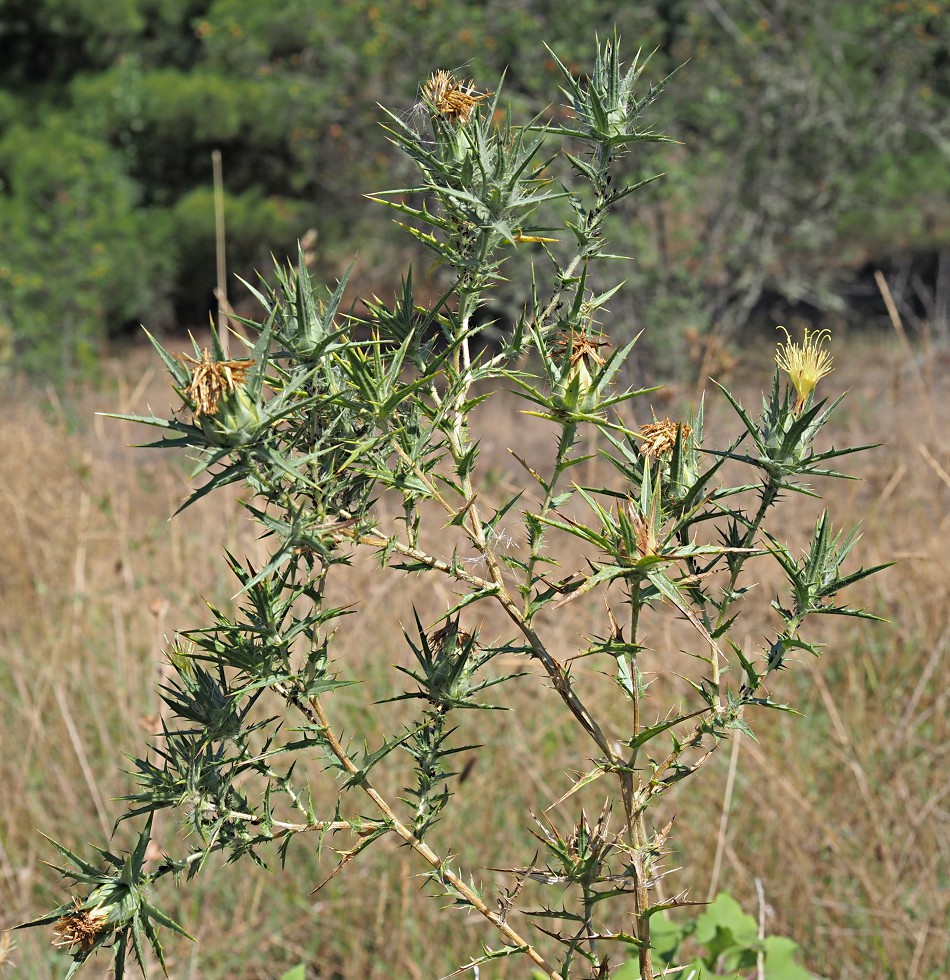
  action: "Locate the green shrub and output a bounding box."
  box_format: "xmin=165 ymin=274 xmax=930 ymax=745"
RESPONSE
xmin=644 ymin=893 xmax=821 ymax=979
xmin=0 ymin=115 xmax=172 ymax=377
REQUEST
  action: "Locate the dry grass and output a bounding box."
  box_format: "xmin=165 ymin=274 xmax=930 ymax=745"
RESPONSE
xmin=1 ymin=333 xmax=948 ymax=978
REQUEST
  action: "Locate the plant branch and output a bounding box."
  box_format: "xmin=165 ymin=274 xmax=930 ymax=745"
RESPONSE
xmin=292 ymin=692 xmax=561 ymax=980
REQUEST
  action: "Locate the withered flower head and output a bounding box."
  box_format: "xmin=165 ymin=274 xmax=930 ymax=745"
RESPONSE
xmin=551 ymin=325 xmax=610 ymax=413
xmin=180 ymin=348 xmax=254 ymax=418
xmin=52 ymin=900 xmax=109 ymax=954
xmin=638 ymin=418 xmax=693 ymax=460
xmin=775 ymin=325 xmax=833 ymax=412
xmin=421 ymin=70 xmax=491 ymax=125
xmin=551 ymin=325 xmax=609 ymax=371
xmin=428 ymin=621 xmax=475 ymax=654
xmin=623 ymin=499 xmax=657 ymax=558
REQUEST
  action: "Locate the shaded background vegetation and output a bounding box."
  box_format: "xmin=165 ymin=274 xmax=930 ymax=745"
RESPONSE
xmin=1 ymin=0 xmax=949 ymax=377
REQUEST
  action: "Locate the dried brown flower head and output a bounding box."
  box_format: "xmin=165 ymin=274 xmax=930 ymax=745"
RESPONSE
xmin=551 ymin=325 xmax=610 ymax=370
xmin=623 ymin=499 xmax=658 ymax=558
xmin=180 ymin=348 xmax=254 ymax=418
xmin=638 ymin=418 xmax=693 ymax=460
xmin=421 ymin=70 xmax=491 ymax=124
xmin=428 ymin=622 xmax=475 ymax=653
xmin=551 ymin=326 xmax=611 ymax=412
xmin=52 ymin=901 xmax=108 ymax=954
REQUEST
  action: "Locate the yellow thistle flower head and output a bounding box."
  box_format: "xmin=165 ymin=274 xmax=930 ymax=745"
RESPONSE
xmin=775 ymin=325 xmax=834 ymax=411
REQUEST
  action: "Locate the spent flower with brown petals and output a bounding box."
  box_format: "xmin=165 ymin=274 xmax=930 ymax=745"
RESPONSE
xmin=623 ymin=499 xmax=658 ymax=559
xmin=552 ymin=325 xmax=610 ymax=371
xmin=638 ymin=418 xmax=693 ymax=460
xmin=180 ymin=348 xmax=254 ymax=418
xmin=52 ymin=901 xmax=109 ymax=954
xmin=551 ymin=325 xmax=610 ymax=412
xmin=421 ymin=70 xmax=491 ymax=125
xmin=428 ymin=621 xmax=476 ymax=654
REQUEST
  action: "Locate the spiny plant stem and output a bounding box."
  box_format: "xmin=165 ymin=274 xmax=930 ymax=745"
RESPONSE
xmin=351 ymin=526 xmax=614 ymax=760
xmin=523 ymin=421 xmax=578 ymax=610
xmin=716 ymin=479 xmax=780 ymax=635
xmin=300 ymin=694 xmax=561 ymax=980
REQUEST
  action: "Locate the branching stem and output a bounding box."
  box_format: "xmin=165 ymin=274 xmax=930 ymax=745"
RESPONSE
xmin=295 ymin=693 xmax=561 ymax=979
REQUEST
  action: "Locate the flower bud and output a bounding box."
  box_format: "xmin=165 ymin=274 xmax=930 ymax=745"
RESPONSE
xmin=199 ymin=383 xmax=263 ymax=448
xmin=552 ymin=327 xmax=608 ymax=414
xmin=556 ymin=355 xmax=595 ymax=413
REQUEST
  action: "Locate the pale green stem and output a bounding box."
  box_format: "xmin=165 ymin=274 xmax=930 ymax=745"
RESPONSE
xmin=522 ymin=421 xmax=578 ymax=614
xmin=620 ymin=578 xmax=654 ymax=980
xmin=706 ymin=480 xmax=779 ymax=694
xmin=298 ymin=694 xmax=561 ymax=980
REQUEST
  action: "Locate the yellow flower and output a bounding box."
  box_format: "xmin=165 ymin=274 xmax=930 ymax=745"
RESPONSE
xmin=775 ymin=326 xmax=833 ymax=411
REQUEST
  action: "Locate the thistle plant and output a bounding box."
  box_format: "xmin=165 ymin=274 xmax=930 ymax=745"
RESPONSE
xmin=22 ymin=35 xmax=888 ymax=979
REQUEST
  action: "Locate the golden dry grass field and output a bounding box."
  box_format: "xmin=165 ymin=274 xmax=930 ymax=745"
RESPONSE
xmin=0 ymin=331 xmax=948 ymax=978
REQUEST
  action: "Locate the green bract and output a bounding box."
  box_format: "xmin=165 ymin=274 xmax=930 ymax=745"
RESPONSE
xmin=198 ymin=384 xmax=262 ymax=448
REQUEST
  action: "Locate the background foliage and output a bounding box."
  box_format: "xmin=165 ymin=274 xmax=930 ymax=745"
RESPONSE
xmin=1 ymin=0 xmax=949 ymax=377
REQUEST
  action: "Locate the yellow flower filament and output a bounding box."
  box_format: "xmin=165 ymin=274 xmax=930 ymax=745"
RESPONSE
xmin=775 ymin=326 xmax=834 ymax=411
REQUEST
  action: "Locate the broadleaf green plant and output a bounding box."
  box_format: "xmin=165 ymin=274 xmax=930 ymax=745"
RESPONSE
xmin=21 ymin=35 xmax=888 ymax=979
xmin=620 ymin=892 xmax=822 ymax=980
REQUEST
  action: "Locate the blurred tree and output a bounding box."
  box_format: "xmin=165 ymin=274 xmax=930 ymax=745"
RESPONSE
xmin=0 ymin=116 xmax=172 ymax=376
xmin=0 ymin=0 xmax=947 ymax=378
xmin=612 ymin=0 xmax=950 ymax=365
